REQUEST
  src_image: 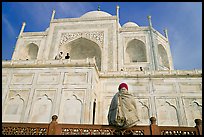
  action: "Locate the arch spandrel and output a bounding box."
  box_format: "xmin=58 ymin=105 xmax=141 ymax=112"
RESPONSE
xmin=59 ymin=31 xmax=104 ymax=48
xmin=125 ymin=36 xmax=146 ymax=46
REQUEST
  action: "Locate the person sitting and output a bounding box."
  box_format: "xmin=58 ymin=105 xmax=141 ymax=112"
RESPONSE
xmin=55 ymin=52 xmax=63 ymax=60
xmin=140 ymin=67 xmax=143 ymax=71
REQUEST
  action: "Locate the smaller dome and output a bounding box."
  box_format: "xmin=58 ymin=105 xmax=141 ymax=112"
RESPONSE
xmin=81 ymin=11 xmax=112 ymax=18
xmin=123 ymin=22 xmax=139 ymax=27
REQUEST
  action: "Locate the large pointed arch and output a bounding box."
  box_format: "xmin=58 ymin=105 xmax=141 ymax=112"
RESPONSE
xmin=60 ymin=37 xmax=102 ymax=71
xmin=158 ymin=44 xmax=170 ymax=69
xmin=125 ymin=39 xmax=147 ymax=63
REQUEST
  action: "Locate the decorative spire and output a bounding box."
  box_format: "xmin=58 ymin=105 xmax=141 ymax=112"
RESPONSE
xmin=164 ymin=28 xmax=170 ymax=44
xmin=147 ymin=15 xmax=152 ymax=27
xmin=19 ymin=22 xmax=26 ymax=37
xmin=116 ymin=5 xmax=120 ymax=19
xmin=164 ymin=28 xmax=168 ymax=39
xmin=51 ymin=9 xmax=56 ymax=21
xmin=97 ymin=5 xmax=100 ymax=11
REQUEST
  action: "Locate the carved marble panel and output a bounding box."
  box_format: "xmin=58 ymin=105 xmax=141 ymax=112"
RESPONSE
xmin=3 ymin=89 xmax=30 ymax=122
xmin=60 ymin=31 xmax=104 ymax=47
xmin=37 ymin=73 xmax=60 ymax=85
xmin=11 ymin=73 xmax=34 ymax=85
xmin=104 ymin=83 xmax=118 ymax=93
xmin=179 ymin=83 xmax=201 ymax=92
xmin=182 ymin=98 xmax=202 ymax=127
xmin=130 ymin=82 xmax=149 ymax=93
xmin=63 ymin=72 xmax=88 ymax=85
xmin=29 ymin=89 xmax=56 ymax=123
xmin=58 ymin=89 xmax=85 ymax=124
xmin=104 ymin=82 xmax=149 ymax=94
xmin=153 ymin=83 xmax=175 ymax=93
xmin=155 ymin=98 xmax=179 ymax=126
xmin=136 ymin=98 xmax=150 ymax=125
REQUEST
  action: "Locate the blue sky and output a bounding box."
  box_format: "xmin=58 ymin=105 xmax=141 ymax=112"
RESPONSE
xmin=2 ymin=2 xmax=202 ymax=70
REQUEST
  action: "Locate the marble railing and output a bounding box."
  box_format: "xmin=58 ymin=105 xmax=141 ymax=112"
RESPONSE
xmin=2 ymin=58 xmax=97 ymax=68
xmin=2 ymin=59 xmax=202 ymax=78
xmin=99 ymin=69 xmax=202 ymax=78
xmin=2 ymin=115 xmax=202 ymax=135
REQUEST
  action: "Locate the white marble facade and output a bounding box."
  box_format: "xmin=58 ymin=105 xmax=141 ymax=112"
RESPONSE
xmin=2 ymin=9 xmax=202 ymax=127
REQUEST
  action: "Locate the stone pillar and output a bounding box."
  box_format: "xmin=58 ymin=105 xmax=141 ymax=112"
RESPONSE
xmin=116 ymin=5 xmax=120 ymax=71
xmin=150 ymin=117 xmax=160 ymax=135
xmin=195 ymin=119 xmax=202 ymax=135
xmin=48 ymin=115 xmax=61 ymax=135
xmin=147 ymin=16 xmax=158 ymax=70
xmin=43 ymin=10 xmax=56 ymax=60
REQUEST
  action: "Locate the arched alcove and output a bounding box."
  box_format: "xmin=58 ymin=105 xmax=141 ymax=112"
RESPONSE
xmin=157 ymin=101 xmax=179 ymax=126
xmin=21 ymin=43 xmax=39 ymax=60
xmin=137 ymin=101 xmax=150 ymax=125
xmin=3 ymin=94 xmax=24 ymax=122
xmin=18 ymin=43 xmax=39 ymax=60
xmin=185 ymin=100 xmax=202 ymax=126
xmin=63 ymin=95 xmax=82 ymax=124
xmin=27 ymin=43 xmax=39 ymax=60
xmin=125 ymin=39 xmax=147 ymax=63
xmin=30 ymin=95 xmax=52 ymax=123
xmin=158 ymin=44 xmax=170 ymax=69
xmin=60 ymin=38 xmax=102 ymax=70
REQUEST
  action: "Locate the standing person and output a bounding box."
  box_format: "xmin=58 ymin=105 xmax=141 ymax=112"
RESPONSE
xmin=65 ymin=53 xmax=70 ymax=59
xmin=108 ymin=83 xmax=140 ymax=129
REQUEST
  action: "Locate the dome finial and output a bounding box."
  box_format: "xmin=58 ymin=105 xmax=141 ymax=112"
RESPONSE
xmin=97 ymin=5 xmax=100 ymax=11
xmin=147 ymin=15 xmax=152 ymax=27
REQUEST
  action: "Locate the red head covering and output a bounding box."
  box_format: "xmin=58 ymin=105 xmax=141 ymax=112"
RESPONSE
xmin=118 ymin=83 xmax=128 ymax=91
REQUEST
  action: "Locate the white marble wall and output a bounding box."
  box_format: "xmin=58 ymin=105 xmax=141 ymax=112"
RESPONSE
xmin=2 ymin=61 xmax=202 ymax=127
xmin=96 ymin=71 xmax=202 ymax=127
xmin=2 ymin=62 xmax=96 ymax=124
